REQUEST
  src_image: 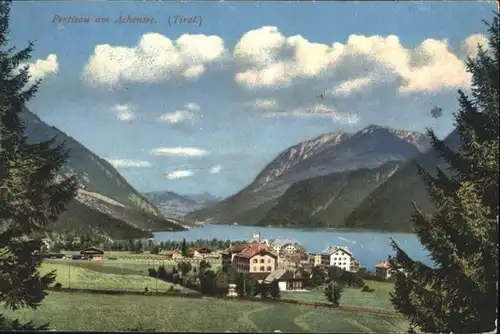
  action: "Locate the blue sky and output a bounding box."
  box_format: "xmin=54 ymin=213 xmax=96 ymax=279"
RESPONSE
xmin=9 ymin=1 xmax=497 ymax=197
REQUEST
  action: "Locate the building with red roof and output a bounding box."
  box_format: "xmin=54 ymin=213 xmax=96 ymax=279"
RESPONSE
xmin=375 ymin=261 xmax=392 ymax=279
xmin=230 ymin=243 xmax=278 ymax=279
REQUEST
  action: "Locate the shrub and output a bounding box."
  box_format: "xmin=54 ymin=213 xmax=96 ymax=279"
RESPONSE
xmin=361 ymin=285 xmax=375 ymax=293
xmin=157 ymin=265 xmax=168 ymax=280
xmin=53 ymin=283 xmax=62 ymax=290
xmin=107 ymin=256 xmax=118 ymax=260
xmin=324 ymin=281 xmax=343 ymax=305
xmin=148 ymin=268 xmax=158 ymax=278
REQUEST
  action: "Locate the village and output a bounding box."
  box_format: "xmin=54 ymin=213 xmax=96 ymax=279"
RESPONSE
xmin=41 ymin=232 xmax=393 ymax=293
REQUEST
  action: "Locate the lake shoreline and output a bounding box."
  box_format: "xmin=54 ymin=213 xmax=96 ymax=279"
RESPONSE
xmin=154 ymin=224 xmax=429 ymax=270
xmin=180 ymin=222 xmax=416 ymax=235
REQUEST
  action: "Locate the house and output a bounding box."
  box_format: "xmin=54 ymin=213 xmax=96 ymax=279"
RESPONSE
xmin=281 ymin=243 xmax=297 ymax=255
xmin=80 ymin=247 xmax=104 ymax=255
xmin=80 ymin=247 xmax=104 ymax=259
xmin=263 ymin=268 xmax=307 ymax=291
xmin=279 ymin=252 xmax=308 ymax=268
xmin=220 ymin=243 xmax=250 ymax=267
xmin=290 ymin=252 xmax=308 ymax=263
xmin=327 ymin=246 xmax=355 ymax=272
xmin=163 ymin=250 xmax=183 ymax=259
xmin=270 ymin=239 xmax=304 ymax=255
xmin=232 ymin=243 xmax=278 ymax=278
xmin=277 ymin=256 xmax=295 ymax=269
xmin=40 ymin=253 xmax=65 ymax=259
xmin=309 ymin=253 xmax=330 ymax=267
xmin=270 ymin=239 xmax=294 ymax=255
xmin=193 ymin=248 xmax=212 ymax=258
xmin=375 ymin=261 xmax=392 ymax=279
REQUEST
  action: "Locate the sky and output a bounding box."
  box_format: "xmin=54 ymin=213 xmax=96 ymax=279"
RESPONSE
xmin=8 ymin=0 xmax=498 ymax=197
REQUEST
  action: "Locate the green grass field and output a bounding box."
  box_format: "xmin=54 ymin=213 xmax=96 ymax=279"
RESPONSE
xmin=282 ymin=280 xmax=396 ymax=311
xmin=2 ymin=292 xmax=409 ymax=332
xmin=46 ymin=255 xmax=219 ymax=278
xmin=41 ymin=261 xmax=197 ymax=293
xmin=47 ymin=259 xmax=175 ymax=277
xmin=45 ymin=259 xmax=394 ymax=310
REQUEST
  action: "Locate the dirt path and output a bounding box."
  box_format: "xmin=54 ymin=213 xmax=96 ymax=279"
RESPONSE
xmin=293 ymin=311 xmax=313 ymax=332
xmin=240 ymin=305 xmax=274 ymax=332
xmin=345 ymin=318 xmax=374 ymax=333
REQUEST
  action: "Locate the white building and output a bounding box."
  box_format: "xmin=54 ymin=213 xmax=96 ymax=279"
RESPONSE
xmin=327 ymin=246 xmax=354 ymax=272
xmin=270 ymin=239 xmax=301 ymax=255
xmin=281 ymin=243 xmax=297 ymax=254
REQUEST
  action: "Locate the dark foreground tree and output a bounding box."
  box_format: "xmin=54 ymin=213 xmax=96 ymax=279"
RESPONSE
xmin=258 ymin=282 xmax=270 ymax=299
xmin=269 ymin=279 xmax=281 ymax=298
xmin=389 ymin=13 xmax=499 ymax=333
xmin=0 ymin=0 xmax=77 ymax=329
xmin=236 ymin=273 xmax=258 ymax=297
xmin=177 ymin=261 xmax=192 ymax=278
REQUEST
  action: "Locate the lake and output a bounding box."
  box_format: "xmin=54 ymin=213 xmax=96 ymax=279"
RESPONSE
xmin=155 ymin=224 xmax=431 ymax=270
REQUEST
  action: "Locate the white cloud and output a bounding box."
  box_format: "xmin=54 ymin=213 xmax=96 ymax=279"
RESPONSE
xmin=185 ymin=102 xmax=201 ymax=111
xmin=18 ymin=54 xmax=58 ymax=84
xmin=82 ymin=33 xmax=225 ymax=86
xmin=166 ymin=170 xmax=194 ymax=180
xmin=81 ymin=27 xmax=482 ymax=96
xmin=461 ymin=33 xmax=488 ymax=58
xmin=107 ymin=159 xmax=152 ymax=168
xmin=331 ymin=77 xmax=373 ymax=97
xmin=209 ymin=165 xmax=223 ymax=174
xmin=151 ymin=147 xmax=209 ymax=157
xmin=79 ymin=28 xmax=485 ymax=122
xmin=113 ymin=104 xmax=135 ymax=121
xmin=264 ymin=104 xmax=360 ymax=125
xmin=254 ymin=99 xmax=278 ymax=109
xmin=233 ymin=27 xmax=478 ymax=94
xmin=158 ymin=110 xmax=194 ymax=123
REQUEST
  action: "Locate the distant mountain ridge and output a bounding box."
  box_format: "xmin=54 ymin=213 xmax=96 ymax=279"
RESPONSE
xmin=186 ymin=125 xmax=431 ymax=226
xmin=19 ymin=107 xmax=186 ymax=238
xmin=143 ymin=191 xmax=220 ymax=217
xmin=182 ymin=192 xmax=221 ymax=205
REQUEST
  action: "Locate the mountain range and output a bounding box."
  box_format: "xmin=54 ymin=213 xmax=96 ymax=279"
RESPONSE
xmin=16 ymin=106 xmax=459 ymax=236
xmin=142 ymin=191 xmax=220 ymax=217
xmin=19 ymin=107 xmax=186 ymax=240
xmin=186 ymin=125 xmax=460 ymax=232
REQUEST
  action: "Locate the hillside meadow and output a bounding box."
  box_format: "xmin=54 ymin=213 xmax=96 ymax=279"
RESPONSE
xmin=40 ymin=261 xmax=195 ymax=293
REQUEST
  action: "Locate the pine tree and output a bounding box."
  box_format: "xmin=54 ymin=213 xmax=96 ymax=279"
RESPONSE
xmin=181 ymin=237 xmax=188 ymax=257
xmin=0 ymin=0 xmax=77 ymax=329
xmin=324 ymin=281 xmax=342 ymax=305
xmin=389 ymin=13 xmax=499 ymax=333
